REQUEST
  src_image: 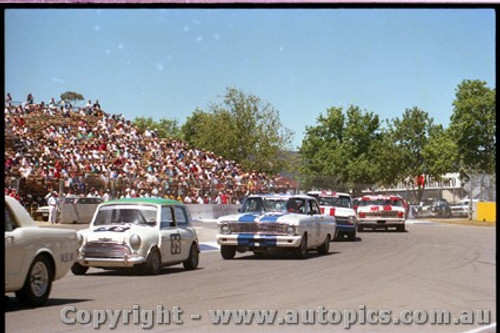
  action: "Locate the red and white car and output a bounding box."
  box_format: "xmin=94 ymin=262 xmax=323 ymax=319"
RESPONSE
xmin=307 ymin=191 xmax=357 ymax=241
xmin=356 ymin=195 xmax=406 ymax=232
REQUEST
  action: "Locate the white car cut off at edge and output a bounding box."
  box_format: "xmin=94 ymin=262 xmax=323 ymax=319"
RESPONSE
xmin=5 ymin=196 xmax=78 ymax=306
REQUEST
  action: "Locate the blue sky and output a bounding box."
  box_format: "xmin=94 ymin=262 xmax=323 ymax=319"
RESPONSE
xmin=5 ymin=9 xmax=495 ymax=149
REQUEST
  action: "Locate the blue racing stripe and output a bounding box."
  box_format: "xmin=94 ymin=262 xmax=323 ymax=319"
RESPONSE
xmin=259 ymin=213 xmax=287 ymax=223
xmin=238 ymin=213 xmax=260 ymax=222
xmin=237 ymin=234 xmax=277 ymax=247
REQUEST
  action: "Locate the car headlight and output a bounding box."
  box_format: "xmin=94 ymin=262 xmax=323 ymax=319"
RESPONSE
xmin=129 ymin=234 xmax=141 ymax=250
xmin=348 ymin=216 xmax=356 ymax=225
xmin=286 ymin=225 xmax=296 ymax=236
xmin=219 ymin=224 xmax=231 ymax=235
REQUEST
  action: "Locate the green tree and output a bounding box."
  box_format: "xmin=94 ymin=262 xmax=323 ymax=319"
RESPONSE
xmin=133 ymin=116 xmax=181 ymax=139
xmin=449 ymin=79 xmax=496 ymax=174
xmin=422 ymin=125 xmax=459 ymax=178
xmin=299 ymin=105 xmax=384 ymax=194
xmin=387 ymin=107 xmax=439 ymax=203
xmin=181 ymin=87 xmax=294 ymax=175
xmin=60 ymin=91 xmax=84 ymax=105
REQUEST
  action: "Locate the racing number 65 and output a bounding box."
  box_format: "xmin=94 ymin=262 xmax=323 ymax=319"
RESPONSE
xmin=170 ymin=234 xmax=181 ymax=254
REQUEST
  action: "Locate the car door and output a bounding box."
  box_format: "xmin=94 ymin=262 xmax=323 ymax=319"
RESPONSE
xmin=4 ymin=205 xmax=29 ymax=289
xmin=173 ymin=206 xmax=196 ymax=261
xmin=307 ymin=199 xmax=322 ymax=246
xmin=159 ymin=205 xmax=181 ymax=264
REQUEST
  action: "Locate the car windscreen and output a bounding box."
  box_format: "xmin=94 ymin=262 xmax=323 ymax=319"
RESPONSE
xmin=317 ymin=196 xmax=352 ymax=208
xmin=93 ymin=205 xmax=157 ymax=226
xmin=241 ymin=198 xmax=287 ymax=212
xmin=360 ymin=199 xmax=403 ymax=207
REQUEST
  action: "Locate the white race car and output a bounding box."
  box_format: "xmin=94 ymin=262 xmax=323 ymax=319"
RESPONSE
xmin=72 ymin=198 xmax=199 ymax=275
xmin=307 ymin=190 xmax=357 ymax=241
xmin=356 ymin=195 xmax=406 ymax=232
xmin=217 ymin=194 xmax=337 ymax=259
xmin=5 ymin=196 xmax=78 ymax=306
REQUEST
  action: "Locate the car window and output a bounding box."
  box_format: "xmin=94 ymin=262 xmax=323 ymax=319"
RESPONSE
xmin=93 ymin=205 xmax=157 ymax=226
xmin=317 ymin=196 xmax=352 ymax=208
xmin=5 ymin=206 xmax=18 ymax=231
xmin=241 ymin=198 xmax=264 ymax=212
xmin=174 ymin=206 xmax=189 ymax=226
xmin=309 ymin=200 xmax=320 ymax=215
xmin=161 ymin=206 xmax=174 ymax=229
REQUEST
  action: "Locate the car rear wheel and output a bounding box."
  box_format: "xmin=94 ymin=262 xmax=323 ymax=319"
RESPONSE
xmin=220 ymin=245 xmax=237 ymax=259
xmin=183 ymin=243 xmax=199 ymax=270
xmin=317 ymin=235 xmax=330 ymax=255
xmin=397 ymin=224 xmax=406 ymax=232
xmin=348 ymin=230 xmax=356 ymax=241
xmin=16 ymin=255 xmax=53 ymax=307
xmin=71 ymin=263 xmax=89 ymax=275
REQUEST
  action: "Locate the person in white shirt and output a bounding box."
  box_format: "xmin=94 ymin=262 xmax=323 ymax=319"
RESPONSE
xmin=47 ymin=191 xmax=59 ymax=224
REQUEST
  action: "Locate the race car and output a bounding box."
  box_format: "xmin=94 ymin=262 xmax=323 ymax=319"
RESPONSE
xmin=356 ymin=194 xmax=406 ymax=232
xmin=217 ymin=194 xmax=337 ymax=259
xmin=307 ymin=190 xmax=357 ymax=241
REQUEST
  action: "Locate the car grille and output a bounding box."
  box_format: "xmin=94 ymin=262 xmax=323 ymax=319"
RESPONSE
xmin=228 ymin=222 xmax=288 ymax=235
xmin=364 ymin=211 xmax=400 ymax=218
xmin=335 ymin=217 xmax=349 ymax=224
xmin=83 ymin=241 xmax=131 ymax=259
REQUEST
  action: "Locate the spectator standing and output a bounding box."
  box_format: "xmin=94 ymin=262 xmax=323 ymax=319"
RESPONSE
xmin=47 ymin=191 xmax=59 ymax=224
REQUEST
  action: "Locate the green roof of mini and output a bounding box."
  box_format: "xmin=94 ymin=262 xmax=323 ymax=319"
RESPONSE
xmin=102 ymin=198 xmax=183 ymax=205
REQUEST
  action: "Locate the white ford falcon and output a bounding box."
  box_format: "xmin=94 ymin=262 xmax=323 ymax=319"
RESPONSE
xmin=356 ymin=194 xmax=406 ymax=232
xmin=5 ymin=196 xmax=78 ymax=306
xmin=72 ymin=198 xmax=199 ymax=275
xmin=216 ymin=194 xmax=337 ymax=259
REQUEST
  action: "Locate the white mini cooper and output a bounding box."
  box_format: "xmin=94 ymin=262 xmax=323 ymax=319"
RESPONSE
xmin=72 ymin=198 xmax=199 ymax=275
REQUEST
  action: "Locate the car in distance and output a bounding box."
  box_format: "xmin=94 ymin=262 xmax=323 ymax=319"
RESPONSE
xmin=307 ymin=190 xmax=357 ymax=241
xmin=450 ymin=198 xmax=480 ymax=218
xmin=32 ymin=205 xmax=50 ymax=221
xmin=72 ymin=198 xmax=199 ymax=275
xmin=417 ymin=198 xmax=452 ymax=218
xmin=216 ymin=194 xmax=337 ymax=259
xmin=5 ymin=196 xmax=78 ymax=306
xmin=356 ymin=195 xmax=406 ymax=232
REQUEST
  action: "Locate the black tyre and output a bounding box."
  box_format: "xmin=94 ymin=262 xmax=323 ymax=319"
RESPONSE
xmin=16 ymin=255 xmax=53 ymax=307
xmin=142 ymin=248 xmax=161 ymax=275
xmin=71 ymin=263 xmax=89 ymax=275
xmin=296 ymin=234 xmax=309 ymax=259
xmin=397 ymin=224 xmax=406 ymax=232
xmin=317 ymin=235 xmax=330 ymax=255
xmin=183 ymin=243 xmax=199 ymax=270
xmin=357 ymin=225 xmax=364 ymax=232
xmin=220 ymin=246 xmax=237 ymax=260
xmin=348 ymin=229 xmax=356 ymax=241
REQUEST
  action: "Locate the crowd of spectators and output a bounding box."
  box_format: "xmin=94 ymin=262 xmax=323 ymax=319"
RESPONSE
xmin=5 ymin=93 xmax=295 ymax=208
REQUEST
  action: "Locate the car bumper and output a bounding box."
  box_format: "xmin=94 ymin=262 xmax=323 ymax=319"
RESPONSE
xmin=358 ymin=218 xmax=405 ymax=227
xmin=336 ymin=224 xmax=356 ymax=232
xmin=217 ymin=234 xmax=302 ymax=248
xmin=76 ymin=255 xmax=146 ymax=267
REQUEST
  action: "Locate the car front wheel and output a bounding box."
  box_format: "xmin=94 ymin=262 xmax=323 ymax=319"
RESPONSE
xmin=296 ymin=234 xmax=309 ymax=259
xmin=16 ymin=255 xmax=53 ymax=307
xmin=71 ymin=263 xmax=89 ymax=275
xmin=142 ymin=248 xmax=161 ymax=275
xmin=220 ymin=245 xmax=237 ymax=260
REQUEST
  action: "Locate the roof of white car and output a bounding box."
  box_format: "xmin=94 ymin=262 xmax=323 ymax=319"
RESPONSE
xmin=307 ymin=190 xmax=351 ymax=197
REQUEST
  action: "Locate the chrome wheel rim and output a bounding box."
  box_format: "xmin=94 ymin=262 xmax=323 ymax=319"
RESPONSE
xmin=30 ymin=261 xmax=49 ymax=297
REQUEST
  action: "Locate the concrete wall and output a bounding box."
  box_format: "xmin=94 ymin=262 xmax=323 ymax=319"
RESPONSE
xmin=187 ymin=204 xmax=240 ymax=221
